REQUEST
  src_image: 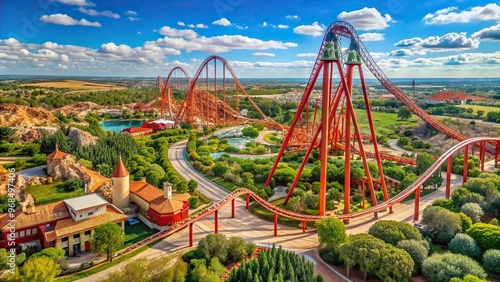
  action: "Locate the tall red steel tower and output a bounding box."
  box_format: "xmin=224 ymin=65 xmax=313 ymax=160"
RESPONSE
xmin=265 ymin=24 xmax=390 ymax=218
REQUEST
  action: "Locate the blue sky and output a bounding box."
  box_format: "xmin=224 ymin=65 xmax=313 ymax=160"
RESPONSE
xmin=0 ymin=0 xmax=499 ymax=78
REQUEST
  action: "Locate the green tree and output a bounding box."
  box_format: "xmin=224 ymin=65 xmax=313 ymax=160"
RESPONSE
xmin=461 ymin=203 xmax=483 ymax=223
xmin=175 ymin=180 xmax=188 ymax=194
xmin=466 ymin=223 xmax=500 ymax=251
xmin=396 ymin=239 xmax=429 ymax=274
xmin=316 ymin=217 xmax=347 ymax=248
xmin=450 ymin=274 xmax=488 ymax=282
xmin=483 ymin=249 xmax=500 ymax=274
xmin=421 ymin=206 xmax=462 ymax=244
xmin=448 ymin=233 xmax=481 ymax=259
xmin=458 ymin=212 xmax=473 ymax=232
xmin=397 ymin=106 xmax=412 ymax=120
xmin=417 ymin=152 xmax=442 ymax=187
xmin=0 ymin=194 xmax=20 ymax=213
xmin=90 ymin=222 xmax=125 ymax=262
xmin=63 ymin=178 xmax=83 ymax=192
xmin=368 ymin=220 xmax=422 ymax=246
xmin=422 ymin=253 xmax=487 ymax=282
xmin=22 ymin=143 xmax=40 ymax=155
xmin=0 ymin=126 xmax=14 ymax=141
xmin=188 ymin=180 xmax=198 ymax=193
xmin=188 ymin=196 xmax=198 ymax=208
xmin=7 ymin=256 xmax=61 ymax=282
xmin=197 ymin=233 xmax=228 ymax=264
xmin=226 ymin=236 xmax=248 ymax=263
xmin=242 ymin=127 xmax=259 ymax=138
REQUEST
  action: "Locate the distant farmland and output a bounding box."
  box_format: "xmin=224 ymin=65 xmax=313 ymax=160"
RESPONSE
xmin=22 ymin=80 xmax=125 ymax=93
xmin=457 ymin=104 xmax=500 ymax=115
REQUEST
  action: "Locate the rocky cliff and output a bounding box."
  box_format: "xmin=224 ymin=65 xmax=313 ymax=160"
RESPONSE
xmin=14 ymin=126 xmax=59 ymax=143
xmin=47 ymin=154 xmax=100 ymax=192
xmin=0 ymin=104 xmax=58 ymax=128
xmin=54 ymin=102 xmax=105 ymax=119
xmin=68 ymin=127 xmax=98 ymax=147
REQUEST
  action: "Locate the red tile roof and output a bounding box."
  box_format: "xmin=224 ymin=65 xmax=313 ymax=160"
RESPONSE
xmin=0 ymin=201 xmax=70 ymax=232
xmin=121 ymin=127 xmax=152 ymax=134
xmin=112 ymin=156 xmax=129 ymax=178
xmin=129 ymin=180 xmax=189 ymax=214
xmin=46 ymin=143 xmax=69 ymax=160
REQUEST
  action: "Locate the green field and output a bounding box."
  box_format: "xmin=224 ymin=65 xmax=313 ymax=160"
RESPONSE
xmin=353 ymin=109 xmax=420 ymax=138
xmin=457 ymin=104 xmax=500 ymax=115
xmin=25 ymin=181 xmax=85 ymax=205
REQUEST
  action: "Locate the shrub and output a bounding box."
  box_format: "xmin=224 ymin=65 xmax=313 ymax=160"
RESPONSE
xmin=396 ymin=239 xmax=429 ymax=274
xmin=483 ymin=249 xmax=500 ymax=274
xmin=188 ymin=197 xmax=198 ymax=209
xmin=466 ymin=223 xmax=500 ymax=251
xmin=461 ymin=203 xmax=484 ymax=223
xmin=450 ymin=274 xmax=489 ymax=282
xmin=63 ymin=178 xmax=83 ymax=192
xmin=448 ymin=233 xmax=481 ymax=259
xmin=368 ymin=220 xmax=422 ymax=246
xmin=458 ymin=212 xmax=473 ymax=232
xmin=421 ymin=206 xmax=462 ymax=244
xmin=422 ymin=253 xmax=487 ymax=282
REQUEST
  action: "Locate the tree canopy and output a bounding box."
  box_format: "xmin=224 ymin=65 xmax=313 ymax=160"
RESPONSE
xmin=90 ymin=222 xmax=125 ymax=262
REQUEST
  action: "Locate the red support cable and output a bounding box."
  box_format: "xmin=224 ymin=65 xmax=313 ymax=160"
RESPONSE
xmin=446 ymin=156 xmax=452 ymax=199
xmin=358 ymin=65 xmax=390 ymax=211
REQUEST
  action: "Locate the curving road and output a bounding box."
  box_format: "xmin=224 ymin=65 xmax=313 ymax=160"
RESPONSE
xmin=76 ymin=140 xmax=466 ymax=282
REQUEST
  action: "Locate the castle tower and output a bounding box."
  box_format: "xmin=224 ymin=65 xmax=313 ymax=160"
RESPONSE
xmin=112 ymin=156 xmax=130 ymax=209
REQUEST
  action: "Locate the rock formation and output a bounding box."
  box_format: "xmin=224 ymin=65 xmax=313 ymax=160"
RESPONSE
xmin=14 ymin=126 xmax=59 ymax=143
xmin=68 ymin=127 xmax=98 ymax=147
xmin=54 ymin=102 xmax=105 ymax=119
xmin=47 ymin=154 xmax=99 ymax=193
xmin=0 ymin=104 xmax=58 ymax=128
xmin=94 ymin=181 xmax=113 ymax=203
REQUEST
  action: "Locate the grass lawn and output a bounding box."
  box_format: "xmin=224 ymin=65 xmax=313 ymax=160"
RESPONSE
xmin=457 ymin=104 xmax=500 ymax=116
xmin=353 ymin=109 xmax=420 ymax=138
xmin=25 ymin=181 xmax=85 ymax=205
xmin=124 ymin=221 xmax=156 ymax=247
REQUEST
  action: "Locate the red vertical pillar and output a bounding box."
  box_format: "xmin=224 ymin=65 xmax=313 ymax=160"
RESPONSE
xmin=463 ymin=145 xmax=469 ymax=184
xmin=480 ymin=141 xmax=486 ymax=171
xmin=495 ymin=141 xmax=499 ymax=168
xmin=274 ymin=213 xmax=278 ymax=236
xmin=319 ymin=61 xmax=331 ymax=217
xmin=302 ymin=221 xmax=306 ymax=233
xmin=245 ymin=194 xmax=249 ymax=209
xmin=414 ymin=186 xmax=421 ymax=221
xmin=214 ymin=210 xmax=218 ymax=234
xmin=446 ymin=156 xmax=452 ymax=199
xmin=189 ymin=223 xmax=193 ymax=247
xmin=231 ymin=199 xmax=235 ymax=218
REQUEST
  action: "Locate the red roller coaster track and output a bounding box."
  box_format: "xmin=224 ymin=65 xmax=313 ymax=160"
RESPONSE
xmin=111 ymin=137 xmax=499 ymax=262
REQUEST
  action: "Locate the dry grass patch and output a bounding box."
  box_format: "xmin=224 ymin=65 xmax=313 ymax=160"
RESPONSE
xmin=22 ymin=80 xmax=124 ymax=92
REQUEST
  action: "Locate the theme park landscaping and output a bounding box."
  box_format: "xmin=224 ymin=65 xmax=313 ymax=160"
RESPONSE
xmin=1 ymin=20 xmax=500 ymax=282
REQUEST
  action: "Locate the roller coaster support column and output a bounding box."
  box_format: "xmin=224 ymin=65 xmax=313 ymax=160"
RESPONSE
xmin=231 ymin=199 xmax=235 ymax=218
xmin=302 ymin=221 xmax=306 ymax=233
xmin=245 ymin=194 xmax=250 ymax=209
xmin=274 ymin=213 xmax=278 ymax=236
xmin=343 ymin=63 xmax=352 ymax=220
xmin=495 ymin=141 xmax=499 ymax=168
xmin=463 ymin=145 xmax=469 ymax=184
xmin=189 ymin=223 xmax=193 ymax=247
xmin=480 ymin=141 xmax=486 ymax=172
xmin=414 ymin=185 xmax=421 ymax=221
xmin=214 ymin=210 xmax=218 ymax=234
xmin=446 ymin=156 xmax=452 ymax=199
xmin=319 ymin=60 xmax=332 ymax=216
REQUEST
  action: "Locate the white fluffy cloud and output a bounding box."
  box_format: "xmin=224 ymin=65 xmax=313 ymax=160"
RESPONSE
xmin=78 ymin=8 xmax=120 ymax=19
xmin=359 ymin=32 xmax=385 ymax=42
xmin=286 ymin=15 xmax=299 ymax=20
xmin=196 ymin=23 xmax=208 ymax=28
xmin=277 ymin=24 xmax=289 ymax=29
xmin=390 ymin=49 xmax=415 ymax=57
xmin=125 ymin=10 xmax=137 ymax=15
xmin=423 ymin=3 xmax=500 ymax=25
xmin=156 ymin=34 xmax=297 ymax=53
xmin=159 ymin=26 xmax=198 ymax=40
xmin=253 ymin=52 xmax=275 ymax=57
xmin=293 ymin=22 xmax=325 ymax=37
xmin=177 ymin=22 xmax=185 ymax=26
xmin=229 ymin=60 xmax=314 ymax=69
xmin=39 ymin=14 xmax=101 ymax=27
xmin=473 ymin=24 xmax=500 ymax=41
xmin=395 ymin=33 xmax=480 ymax=51
xmin=55 ymin=0 xmax=94 ymax=6
xmin=212 ymin=18 xmax=231 ymax=26
xmin=296 ymin=53 xmax=317 ymax=57
xmin=337 ymin=7 xmax=394 ymax=30
xmin=127 ymin=17 xmax=139 ymax=21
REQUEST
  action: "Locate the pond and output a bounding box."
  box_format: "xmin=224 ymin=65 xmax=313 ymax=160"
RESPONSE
xmin=100 ymin=120 xmax=145 ymax=132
